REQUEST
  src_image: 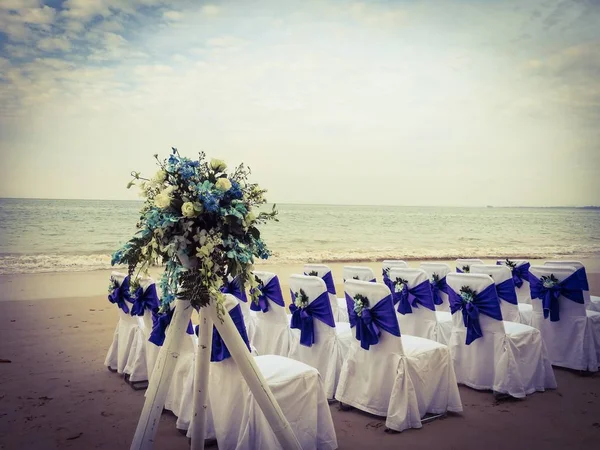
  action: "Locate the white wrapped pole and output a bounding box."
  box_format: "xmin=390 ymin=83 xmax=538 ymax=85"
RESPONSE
xmin=130 ymin=299 xmax=194 ymax=450
xmin=207 ymin=302 xmax=302 ymax=450
xmin=190 ymin=307 xmax=213 ymax=450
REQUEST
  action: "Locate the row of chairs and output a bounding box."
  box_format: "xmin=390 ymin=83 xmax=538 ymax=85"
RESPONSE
xmin=104 ymin=258 xmax=600 ymax=448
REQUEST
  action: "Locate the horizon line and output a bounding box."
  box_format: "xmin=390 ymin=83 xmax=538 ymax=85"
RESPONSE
xmin=0 ymin=196 xmax=598 ymax=209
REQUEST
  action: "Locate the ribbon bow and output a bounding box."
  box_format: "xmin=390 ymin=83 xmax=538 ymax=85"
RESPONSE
xmin=195 ymin=304 xmax=251 ymax=362
xmin=345 ymin=293 xmax=400 ymax=350
xmin=448 ymin=284 xmax=503 ymax=345
xmin=497 ymin=261 xmax=530 ymax=289
xmin=250 ymin=276 xmax=285 ymax=313
xmin=289 ymin=291 xmax=335 ymax=347
xmin=108 ymin=275 xmax=131 ymax=314
xmin=221 ymin=277 xmax=247 ymax=303
xmin=495 ymin=278 xmax=518 ymax=305
xmin=529 ymin=271 xmax=585 ymax=322
xmin=392 ymin=280 xmax=436 ymax=314
xmin=305 ymin=271 xmax=336 ymax=295
xmin=430 ymin=276 xmax=448 ymax=306
xmin=382 ymin=270 xmax=393 ymax=291
xmin=130 ymin=283 xmax=161 ymax=316
xmin=148 ymin=306 xmax=194 ymax=346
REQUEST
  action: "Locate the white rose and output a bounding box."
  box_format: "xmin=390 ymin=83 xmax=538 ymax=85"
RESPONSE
xmin=215 ymin=178 xmax=232 ymax=191
xmin=210 ymin=158 xmax=227 ymax=172
xmin=154 ymin=170 xmax=167 ymax=183
xmin=181 ymin=202 xmax=197 ymax=218
xmin=154 ymin=192 xmax=171 ymax=209
xmin=245 ymin=211 xmax=256 ymax=224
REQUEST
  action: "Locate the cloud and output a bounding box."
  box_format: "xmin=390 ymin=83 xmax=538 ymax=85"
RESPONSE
xmin=37 ymin=36 xmax=72 ymax=52
xmin=163 ymin=10 xmax=183 ymax=21
xmin=201 ymin=4 xmax=220 ymax=16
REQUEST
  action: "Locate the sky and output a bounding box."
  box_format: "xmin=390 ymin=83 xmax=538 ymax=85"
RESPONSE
xmin=0 ymin=0 xmax=599 ymax=207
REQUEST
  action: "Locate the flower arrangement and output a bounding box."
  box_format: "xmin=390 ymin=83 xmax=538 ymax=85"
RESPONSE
xmin=461 ymin=265 xmax=470 ymax=273
xmin=541 ymin=274 xmax=559 ymax=289
xmin=459 ymin=286 xmax=476 ymax=303
xmin=393 ymin=277 xmax=408 ymax=293
xmin=353 ymin=293 xmax=369 ymax=317
xmin=504 ymin=258 xmax=517 ymax=270
xmin=293 ymin=289 xmax=310 ymax=308
xmin=430 ymin=272 xmax=440 ymax=284
xmin=111 ymin=148 xmax=278 ymax=312
xmin=307 ymin=270 xmax=319 ymax=277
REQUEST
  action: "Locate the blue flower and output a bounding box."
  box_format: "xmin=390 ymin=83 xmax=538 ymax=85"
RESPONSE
xmin=201 ymin=193 xmax=219 ymax=213
xmin=227 ymin=181 xmax=243 ymax=200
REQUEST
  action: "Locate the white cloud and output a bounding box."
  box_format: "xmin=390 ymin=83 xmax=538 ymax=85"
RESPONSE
xmin=37 ymin=36 xmax=72 ymax=52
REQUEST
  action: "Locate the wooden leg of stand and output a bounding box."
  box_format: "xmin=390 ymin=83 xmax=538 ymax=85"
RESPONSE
xmin=190 ymin=307 xmax=213 ymax=450
xmin=207 ymin=302 xmax=302 ymax=450
xmin=130 ymin=299 xmax=194 ymax=450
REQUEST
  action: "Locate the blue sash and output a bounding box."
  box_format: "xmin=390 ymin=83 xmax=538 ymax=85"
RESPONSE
xmin=392 ymin=279 xmax=436 ymax=314
xmin=430 ymin=276 xmax=448 ymax=306
xmin=495 ymin=278 xmax=518 ymax=305
xmin=148 ymin=307 xmax=194 ymax=346
xmin=289 ymin=291 xmax=335 ymax=347
xmin=305 ymin=271 xmax=336 ymax=295
xmin=221 ymin=277 xmax=247 ymax=303
xmin=250 ymin=276 xmax=285 ymax=313
xmin=195 ymin=305 xmax=251 ymax=362
xmin=130 ymin=284 xmax=160 ymax=316
xmin=108 ymin=275 xmax=132 ymax=314
xmin=529 ymin=271 xmax=585 ymax=322
xmin=345 ymin=293 xmax=400 ymax=350
xmin=496 ymin=261 xmax=531 ymax=288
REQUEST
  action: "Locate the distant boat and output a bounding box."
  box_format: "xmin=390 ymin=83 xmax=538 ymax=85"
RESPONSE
xmin=486 ymin=205 xmax=494 ymax=208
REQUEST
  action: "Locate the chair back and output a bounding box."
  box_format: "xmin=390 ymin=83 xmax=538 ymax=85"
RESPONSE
xmin=290 ymin=274 xmax=337 ymax=342
xmin=252 ymin=271 xmax=288 ymax=324
xmin=303 ymin=264 xmax=338 ymax=317
xmin=471 ymin=264 xmax=519 ymax=322
xmin=496 ymin=259 xmax=531 ymax=304
xmin=455 ymin=259 xmax=483 ymax=273
xmin=343 ymin=266 xmax=376 ymax=282
xmin=529 ymin=265 xmax=586 ymax=319
xmin=420 ymin=263 xmax=451 ymax=311
xmin=544 ymin=260 xmax=590 ymax=306
xmin=109 ymin=271 xmax=137 ymax=323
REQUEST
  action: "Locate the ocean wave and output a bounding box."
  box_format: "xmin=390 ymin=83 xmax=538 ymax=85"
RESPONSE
xmin=1 ymin=246 xmax=598 ymax=275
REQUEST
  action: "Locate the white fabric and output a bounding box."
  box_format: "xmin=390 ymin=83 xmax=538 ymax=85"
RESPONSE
xmin=470 ymin=265 xmax=521 ymax=323
xmin=446 ymin=273 xmax=557 ymax=397
xmin=337 ymin=266 xmax=376 ymax=322
xmin=382 ymin=259 xmax=408 ymax=274
xmin=251 ymin=271 xmax=294 ymax=356
xmin=529 ymin=265 xmax=599 ymax=372
xmin=497 ymin=259 xmax=532 ymax=305
xmin=335 ymin=280 xmax=462 ymax=432
xmin=103 ymin=272 xmax=148 ymax=382
xmin=304 ymin=264 xmax=341 ymax=322
xmin=288 ymin=275 xmax=352 ymax=399
xmin=420 ymin=262 xmax=452 ymax=312
xmin=455 ymin=259 xmax=483 ymax=273
xmin=388 ymin=268 xmax=452 ymax=345
xmin=544 ymin=260 xmax=600 ymax=312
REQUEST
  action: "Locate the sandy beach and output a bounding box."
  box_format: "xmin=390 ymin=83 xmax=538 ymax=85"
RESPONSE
xmin=1 ymin=260 xmax=600 ymax=449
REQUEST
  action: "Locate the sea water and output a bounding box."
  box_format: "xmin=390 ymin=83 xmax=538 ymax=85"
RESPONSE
xmin=0 ymin=198 xmax=599 ymax=274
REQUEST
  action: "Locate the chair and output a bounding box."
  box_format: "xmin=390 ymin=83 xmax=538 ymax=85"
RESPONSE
xmin=250 ymin=271 xmax=294 ymax=356
xmin=388 ymin=268 xmax=452 ymax=345
xmin=382 ymin=260 xmax=408 ymax=292
xmin=104 ymin=272 xmax=149 ymax=386
xmin=222 ymin=276 xmax=256 ymax=343
xmin=188 ymin=294 xmax=338 ymax=450
xmin=288 ymin=274 xmax=352 ymax=399
xmin=544 ymin=260 xmax=600 ymax=313
xmin=335 ymin=280 xmax=462 ymax=432
xmin=304 ymin=264 xmax=343 ymax=323
xmin=338 ymin=266 xmax=376 ymax=322
xmin=529 ymin=265 xmax=600 ymax=372
xmin=496 ymin=259 xmax=532 ymax=304
xmin=470 ymin=265 xmax=522 ymax=323
xmin=446 ymin=273 xmax=557 ymax=397
xmin=420 ymin=263 xmax=452 ymax=312
xmin=455 ymin=258 xmax=483 ymax=273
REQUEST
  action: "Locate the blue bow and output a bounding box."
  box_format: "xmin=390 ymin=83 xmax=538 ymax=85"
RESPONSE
xmin=289 ymin=291 xmax=335 ymax=347
xmin=392 ymin=279 xmax=436 ymax=314
xmin=497 ymin=261 xmax=530 ymax=288
xmin=148 ymin=306 xmax=194 ymax=346
xmin=250 ymin=276 xmax=285 ymax=313
xmin=382 ymin=270 xmax=393 ymax=291
xmin=430 ymin=276 xmax=448 ymax=306
xmin=529 ymin=271 xmax=585 ymax=322
xmin=130 ymin=284 xmax=160 ymax=316
xmin=194 ymin=304 xmax=251 ymax=362
xmin=574 ymin=267 xmax=590 ymax=291
xmin=305 ymin=271 xmax=336 ymax=295
xmin=221 ymin=277 xmax=247 ymax=303
xmin=495 ymin=278 xmax=518 ymax=305
xmin=448 ymin=284 xmax=503 ymax=345
xmin=345 ymin=293 xmax=400 ymax=350
xmin=108 ymin=275 xmax=131 ymax=314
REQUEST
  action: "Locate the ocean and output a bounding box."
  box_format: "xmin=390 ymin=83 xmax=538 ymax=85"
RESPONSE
xmin=0 ymin=198 xmax=599 ymax=275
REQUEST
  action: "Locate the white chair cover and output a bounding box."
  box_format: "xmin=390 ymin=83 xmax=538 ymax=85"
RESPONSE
xmin=455 ymin=259 xmax=483 ymax=273
xmin=223 ymin=276 xmax=257 ymax=343
xmin=335 ymin=280 xmax=462 ymax=432
xmin=186 ymin=295 xmax=338 ymax=450
xmin=447 ymin=273 xmax=557 ymax=397
xmin=250 ymin=271 xmax=294 ymax=356
xmin=420 ymin=262 xmax=452 ymax=312
xmin=288 ymin=274 xmax=352 ymax=399
xmin=388 ymin=268 xmax=452 ymax=345
xmin=544 ymin=260 xmax=600 ymax=313
xmin=497 ymin=259 xmax=532 ymax=304
xmin=470 ymin=265 xmax=521 ymax=323
xmin=304 ymin=264 xmax=341 ymax=322
xmin=338 ymin=266 xmax=376 ymax=322
xmin=104 ymin=272 xmax=148 ymax=382
xmin=529 ymin=265 xmax=600 ymax=372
